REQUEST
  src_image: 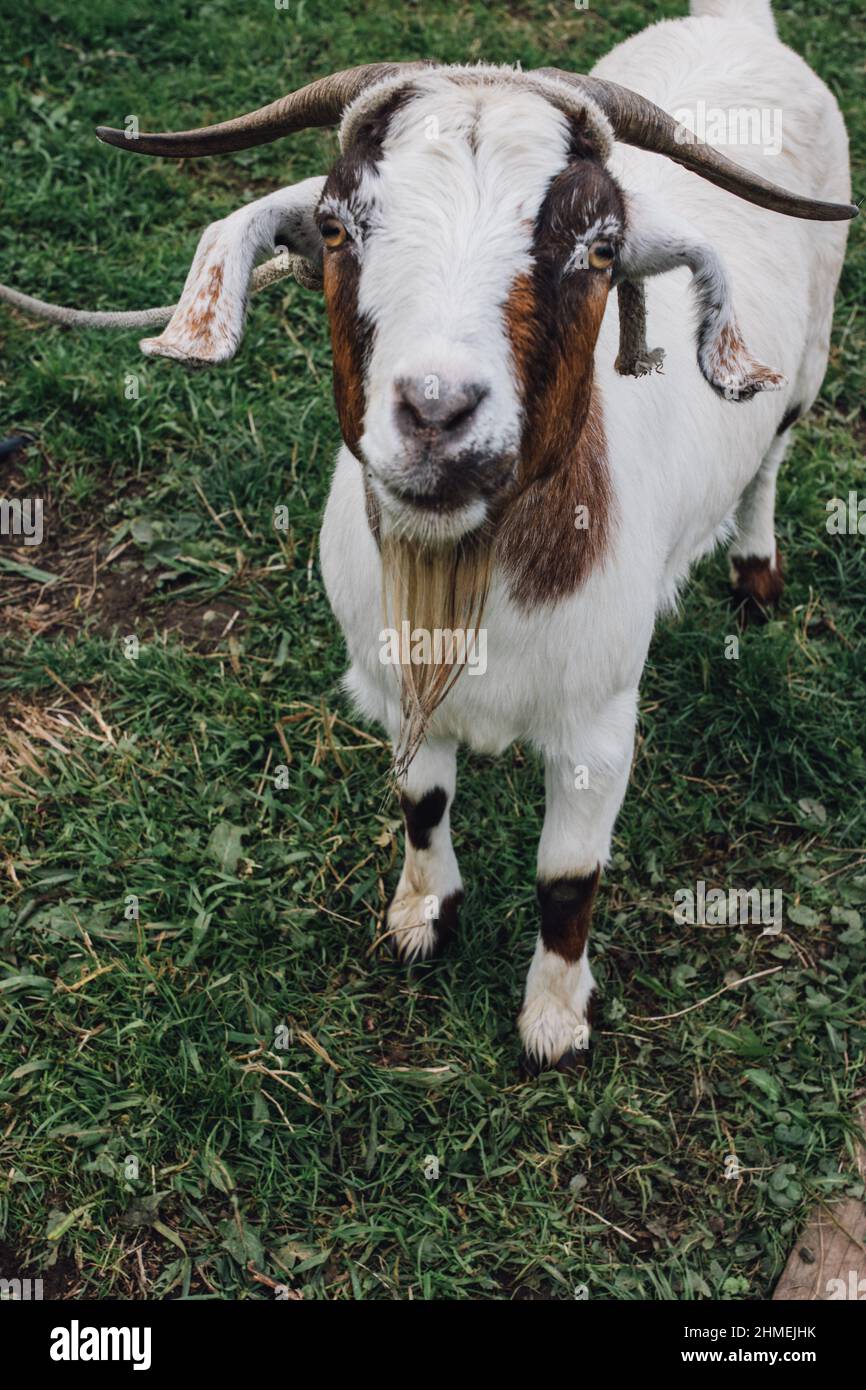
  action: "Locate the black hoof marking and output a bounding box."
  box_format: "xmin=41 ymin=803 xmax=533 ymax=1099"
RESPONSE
xmin=434 ymin=888 xmax=463 ymax=949
xmin=551 ymin=1045 xmax=593 ymax=1075
xmin=519 ymin=1051 xmax=543 ymax=1080
xmin=732 ymin=592 xmax=772 ymax=628
xmin=519 ymin=1044 xmax=592 ymax=1080
xmin=730 ymin=552 xmax=784 ymax=629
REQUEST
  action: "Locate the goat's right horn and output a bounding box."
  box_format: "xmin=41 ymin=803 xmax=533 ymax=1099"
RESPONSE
xmin=95 ymin=61 xmax=436 ymax=158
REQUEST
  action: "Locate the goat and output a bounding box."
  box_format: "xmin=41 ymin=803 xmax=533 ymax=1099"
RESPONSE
xmin=1 ymin=0 xmax=854 ymax=1072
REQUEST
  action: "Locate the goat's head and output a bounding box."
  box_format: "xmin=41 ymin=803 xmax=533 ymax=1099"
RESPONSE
xmin=95 ymin=61 xmax=857 ymax=546
xmin=319 ymin=71 xmax=623 ymax=544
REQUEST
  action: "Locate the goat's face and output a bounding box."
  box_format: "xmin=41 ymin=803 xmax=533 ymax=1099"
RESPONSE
xmin=320 ymin=79 xmax=625 ymax=544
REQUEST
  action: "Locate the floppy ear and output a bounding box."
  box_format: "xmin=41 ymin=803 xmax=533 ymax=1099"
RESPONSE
xmin=140 ymin=175 xmax=326 ymax=365
xmin=614 ymin=191 xmax=785 ymax=401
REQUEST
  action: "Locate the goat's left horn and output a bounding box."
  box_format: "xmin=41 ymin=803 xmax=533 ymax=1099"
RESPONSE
xmin=533 ymin=69 xmax=858 ymax=223
xmin=95 ymin=61 xmax=436 ymax=157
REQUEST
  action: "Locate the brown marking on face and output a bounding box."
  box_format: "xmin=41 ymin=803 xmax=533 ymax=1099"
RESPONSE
xmin=731 ymin=549 xmax=785 ymax=624
xmin=323 ymin=250 xmax=370 ymax=456
xmin=497 ymin=156 xmax=622 ymax=606
xmin=523 ymin=272 xmax=609 ymax=484
xmin=503 ymin=271 xmax=539 ymax=400
xmin=537 ymin=868 xmax=600 ymax=963
xmin=320 ymin=89 xmax=415 ymax=463
xmin=512 ymin=154 xmax=622 ymax=467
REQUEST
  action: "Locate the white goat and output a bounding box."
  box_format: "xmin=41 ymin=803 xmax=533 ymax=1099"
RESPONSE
xmin=1 ymin=0 xmax=854 ymax=1071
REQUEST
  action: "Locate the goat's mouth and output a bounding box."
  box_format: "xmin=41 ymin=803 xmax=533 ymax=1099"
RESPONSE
xmin=369 ymin=448 xmax=517 ymax=541
xmin=388 ymin=482 xmax=481 ymax=513
xmin=376 ymin=487 xmax=491 ymax=545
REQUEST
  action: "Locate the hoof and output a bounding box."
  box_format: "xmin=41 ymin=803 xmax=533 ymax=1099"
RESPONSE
xmin=730 ymin=550 xmax=784 ymax=627
xmin=519 ymin=1045 xmax=593 ymax=1079
xmin=382 ymin=889 xmax=462 ymax=964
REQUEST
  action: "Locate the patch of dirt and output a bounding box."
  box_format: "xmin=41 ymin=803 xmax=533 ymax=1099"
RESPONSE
xmin=84 ymin=562 xmax=243 ymax=650
xmin=0 ymin=1238 xmax=81 ymax=1300
xmin=159 ymin=596 xmax=245 ymax=649
xmin=0 ymin=440 xmax=243 ymax=650
xmin=379 ymin=1039 xmax=412 ymax=1068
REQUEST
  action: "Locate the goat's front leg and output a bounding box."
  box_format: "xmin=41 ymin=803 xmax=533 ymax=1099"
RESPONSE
xmin=386 ymin=736 xmax=462 ymax=963
xmin=519 ymin=702 xmax=635 ymax=1074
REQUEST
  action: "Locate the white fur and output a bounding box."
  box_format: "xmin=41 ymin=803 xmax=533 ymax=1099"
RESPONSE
xmin=520 ymin=942 xmax=596 ymax=1065
xmin=352 ymin=81 xmax=576 ymax=531
xmin=319 ymin=1 xmax=851 ymax=1065
xmin=338 ymin=66 xmax=615 ymax=163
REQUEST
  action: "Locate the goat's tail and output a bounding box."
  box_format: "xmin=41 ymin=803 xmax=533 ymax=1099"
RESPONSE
xmin=690 ymin=0 xmax=777 ymax=35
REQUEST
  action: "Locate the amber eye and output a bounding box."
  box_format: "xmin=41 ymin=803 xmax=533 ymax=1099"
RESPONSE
xmin=588 ymin=240 xmax=615 ymax=270
xmin=320 ymin=217 xmax=348 ymax=249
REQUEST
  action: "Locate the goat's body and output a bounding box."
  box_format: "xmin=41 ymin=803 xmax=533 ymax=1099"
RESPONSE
xmin=323 ymin=4 xmax=849 ymax=755
xmin=318 ymin=0 xmax=850 ymax=1064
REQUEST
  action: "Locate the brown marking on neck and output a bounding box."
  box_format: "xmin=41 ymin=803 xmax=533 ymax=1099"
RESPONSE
xmin=497 ymin=378 xmax=611 ymax=608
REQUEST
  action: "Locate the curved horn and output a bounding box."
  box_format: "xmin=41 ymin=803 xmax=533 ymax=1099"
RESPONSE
xmin=95 ymin=61 xmax=436 ymax=158
xmin=533 ymin=69 xmax=858 ymax=222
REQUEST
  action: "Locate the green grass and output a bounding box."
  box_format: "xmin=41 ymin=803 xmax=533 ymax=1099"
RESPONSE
xmin=0 ymin=0 xmax=864 ymax=1301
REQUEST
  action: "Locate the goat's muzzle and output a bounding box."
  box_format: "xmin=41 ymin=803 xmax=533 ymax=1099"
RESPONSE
xmin=393 ymin=379 xmax=506 ymax=500
xmin=364 ymin=373 xmax=516 ymax=539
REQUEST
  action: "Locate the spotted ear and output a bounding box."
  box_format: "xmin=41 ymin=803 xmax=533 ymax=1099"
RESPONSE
xmin=614 ymin=191 xmax=785 ymax=401
xmin=139 ymin=176 xmax=326 ymax=366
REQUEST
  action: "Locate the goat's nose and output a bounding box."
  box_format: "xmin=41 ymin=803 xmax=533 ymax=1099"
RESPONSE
xmin=395 ymin=377 xmax=488 ymax=441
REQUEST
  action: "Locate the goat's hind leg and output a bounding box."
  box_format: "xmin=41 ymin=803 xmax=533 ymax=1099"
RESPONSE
xmin=385 ymin=736 xmax=463 ymax=963
xmin=729 ymin=423 xmax=793 ymax=624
